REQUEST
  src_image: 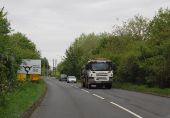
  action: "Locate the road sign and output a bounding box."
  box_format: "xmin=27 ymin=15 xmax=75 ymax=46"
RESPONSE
xmin=17 ymin=59 xmax=41 ymax=74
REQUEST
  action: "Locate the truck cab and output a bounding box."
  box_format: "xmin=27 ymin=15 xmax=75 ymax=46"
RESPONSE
xmin=81 ymin=59 xmax=113 ymax=89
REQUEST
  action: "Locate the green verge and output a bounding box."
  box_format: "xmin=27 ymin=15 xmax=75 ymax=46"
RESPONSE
xmin=0 ymin=80 xmax=46 ymax=118
xmin=112 ymin=82 xmax=170 ymax=97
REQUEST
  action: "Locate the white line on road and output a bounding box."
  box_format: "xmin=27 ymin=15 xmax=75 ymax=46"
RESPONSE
xmin=110 ymin=102 xmax=143 ymax=118
xmin=81 ymin=89 xmax=90 ymax=93
xmin=92 ymin=94 xmax=105 ymax=100
xmin=74 ymin=86 xmax=79 ymax=89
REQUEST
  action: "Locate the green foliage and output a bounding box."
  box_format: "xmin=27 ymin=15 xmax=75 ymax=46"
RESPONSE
xmin=148 ymin=8 xmax=170 ymax=44
xmin=58 ymin=8 xmax=170 ymax=88
xmin=41 ymin=57 xmax=50 ymax=76
xmin=113 ymin=15 xmax=149 ymax=40
xmin=9 ymin=32 xmax=40 ymax=59
xmin=0 ymin=7 xmax=45 ymax=106
xmin=0 ymin=7 xmax=10 ymax=35
xmin=112 ymin=82 xmax=170 ymax=96
xmin=0 ymin=80 xmax=45 ymax=118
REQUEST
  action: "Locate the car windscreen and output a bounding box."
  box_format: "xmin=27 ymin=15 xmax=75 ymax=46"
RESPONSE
xmin=91 ymin=62 xmax=112 ymax=71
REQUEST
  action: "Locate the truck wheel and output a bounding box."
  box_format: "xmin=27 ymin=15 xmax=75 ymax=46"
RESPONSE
xmin=106 ymin=84 xmax=112 ymax=89
xmin=81 ymin=82 xmax=85 ymax=88
xmin=85 ymin=82 xmax=88 ymax=88
xmin=87 ymin=84 xmax=91 ymax=89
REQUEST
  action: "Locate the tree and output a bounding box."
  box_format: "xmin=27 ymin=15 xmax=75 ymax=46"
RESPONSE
xmin=148 ymin=8 xmax=170 ymax=45
xmin=9 ymin=32 xmax=40 ymax=59
xmin=41 ymin=57 xmax=50 ymax=76
xmin=0 ymin=7 xmax=11 ymax=35
xmin=113 ymin=15 xmax=149 ymax=40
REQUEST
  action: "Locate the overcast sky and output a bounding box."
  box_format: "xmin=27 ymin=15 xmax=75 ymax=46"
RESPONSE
xmin=1 ymin=0 xmax=170 ymax=66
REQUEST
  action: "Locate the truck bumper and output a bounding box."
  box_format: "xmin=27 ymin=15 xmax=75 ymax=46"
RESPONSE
xmin=88 ymin=79 xmax=112 ymax=85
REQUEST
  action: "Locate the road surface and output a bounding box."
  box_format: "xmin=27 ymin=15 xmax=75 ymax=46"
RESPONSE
xmin=31 ymin=77 xmax=170 ymax=118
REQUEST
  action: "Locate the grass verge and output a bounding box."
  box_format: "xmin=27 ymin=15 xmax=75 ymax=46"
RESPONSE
xmin=112 ymin=82 xmax=170 ymax=97
xmin=0 ymin=80 xmax=46 ymax=118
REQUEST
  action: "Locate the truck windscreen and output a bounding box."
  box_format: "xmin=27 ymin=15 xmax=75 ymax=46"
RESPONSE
xmin=91 ymin=62 xmax=112 ymax=71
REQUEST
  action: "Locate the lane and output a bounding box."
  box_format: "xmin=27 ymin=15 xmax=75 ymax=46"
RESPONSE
xmin=31 ymin=78 xmax=135 ymax=118
xmin=82 ymin=87 xmax=170 ymax=118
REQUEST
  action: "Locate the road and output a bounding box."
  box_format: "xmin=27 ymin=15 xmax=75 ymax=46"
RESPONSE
xmin=30 ymin=77 xmax=170 ymax=118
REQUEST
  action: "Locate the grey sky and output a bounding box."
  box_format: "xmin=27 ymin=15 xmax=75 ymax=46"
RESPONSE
xmin=1 ymin=0 xmax=170 ymax=66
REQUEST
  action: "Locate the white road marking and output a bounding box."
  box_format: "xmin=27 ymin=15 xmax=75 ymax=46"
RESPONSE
xmin=81 ymin=89 xmax=90 ymax=93
xmin=74 ymin=86 xmax=79 ymax=89
xmin=110 ymin=102 xmax=143 ymax=118
xmin=92 ymin=94 xmax=105 ymax=100
xmin=56 ymin=80 xmax=142 ymax=118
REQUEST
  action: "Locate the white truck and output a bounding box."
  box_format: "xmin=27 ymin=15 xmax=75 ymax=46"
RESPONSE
xmin=81 ymin=59 xmax=113 ymax=89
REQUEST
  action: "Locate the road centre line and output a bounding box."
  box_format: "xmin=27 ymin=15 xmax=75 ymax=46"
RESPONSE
xmin=73 ymin=86 xmax=79 ymax=89
xmin=110 ymin=102 xmax=143 ymax=118
xmin=81 ymin=89 xmax=90 ymax=93
xmin=92 ymin=94 xmax=105 ymax=100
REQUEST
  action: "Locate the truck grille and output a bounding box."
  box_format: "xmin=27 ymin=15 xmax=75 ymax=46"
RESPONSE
xmin=96 ymin=77 xmax=107 ymax=81
xmin=96 ymin=73 xmax=107 ymax=76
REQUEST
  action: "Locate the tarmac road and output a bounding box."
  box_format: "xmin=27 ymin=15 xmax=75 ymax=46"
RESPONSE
xmin=30 ymin=77 xmax=170 ymax=118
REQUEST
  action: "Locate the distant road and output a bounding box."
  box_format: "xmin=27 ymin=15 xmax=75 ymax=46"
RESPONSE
xmin=30 ymin=77 xmax=170 ymax=118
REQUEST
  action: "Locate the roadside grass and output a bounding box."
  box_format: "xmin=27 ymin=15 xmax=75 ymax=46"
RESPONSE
xmin=112 ymin=82 xmax=170 ymax=97
xmin=0 ymin=80 xmax=46 ymax=118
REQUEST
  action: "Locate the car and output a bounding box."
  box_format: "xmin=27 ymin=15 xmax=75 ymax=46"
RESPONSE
xmin=67 ymin=76 xmax=77 ymax=83
xmin=59 ymin=74 xmax=67 ymax=81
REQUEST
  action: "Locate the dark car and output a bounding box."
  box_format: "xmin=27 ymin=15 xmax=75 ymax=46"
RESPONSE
xmin=59 ymin=74 xmax=67 ymax=81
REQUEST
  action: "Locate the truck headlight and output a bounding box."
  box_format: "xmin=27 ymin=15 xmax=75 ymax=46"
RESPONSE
xmin=90 ymin=73 xmax=95 ymax=77
xmin=111 ymin=74 xmax=113 ymax=77
xmin=109 ymin=77 xmax=113 ymax=81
